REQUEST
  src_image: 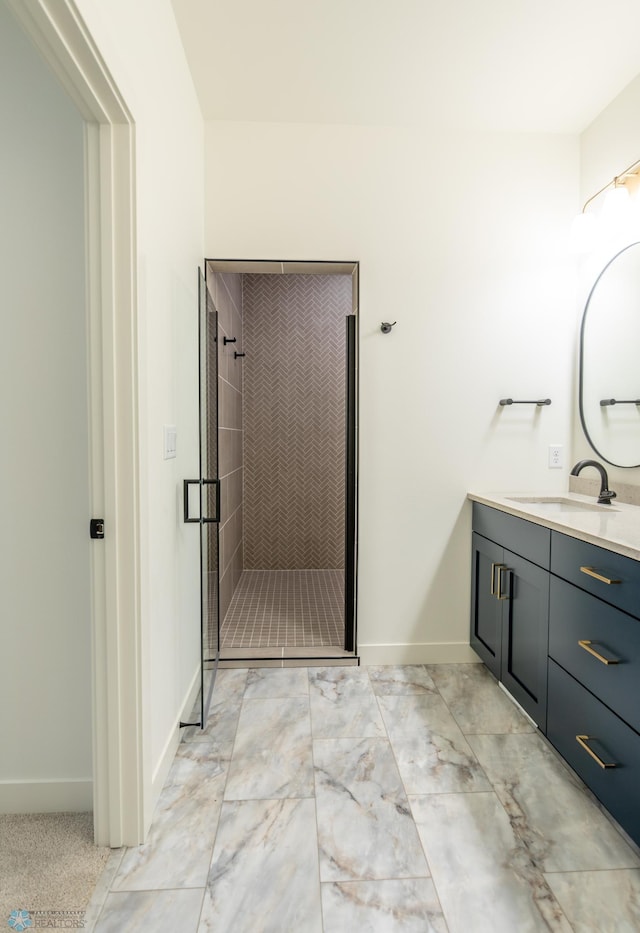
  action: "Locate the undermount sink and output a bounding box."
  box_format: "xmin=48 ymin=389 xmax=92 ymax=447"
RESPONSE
xmin=506 ymin=496 xmax=618 ymax=514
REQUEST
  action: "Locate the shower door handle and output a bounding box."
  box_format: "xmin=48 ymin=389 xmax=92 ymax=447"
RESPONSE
xmin=183 ymin=479 xmax=199 ymax=523
xmin=183 ymin=478 xmax=221 ymax=523
xmin=203 ymin=478 xmax=221 ymax=523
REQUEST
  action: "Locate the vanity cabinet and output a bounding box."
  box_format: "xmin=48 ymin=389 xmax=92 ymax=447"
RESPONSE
xmin=547 ymin=532 xmax=640 ymax=845
xmin=470 ymin=503 xmax=550 ymax=727
xmin=470 ymin=500 xmax=640 ymax=847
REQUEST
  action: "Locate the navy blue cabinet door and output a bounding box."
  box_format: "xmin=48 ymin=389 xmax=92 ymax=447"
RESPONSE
xmin=470 ymin=532 xmax=503 ymax=679
xmin=500 ymin=549 xmax=549 ymax=729
xmin=471 ymin=525 xmax=549 ymax=729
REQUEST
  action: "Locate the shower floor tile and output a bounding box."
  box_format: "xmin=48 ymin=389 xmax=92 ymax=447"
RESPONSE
xmin=221 ymin=570 xmax=344 ymax=648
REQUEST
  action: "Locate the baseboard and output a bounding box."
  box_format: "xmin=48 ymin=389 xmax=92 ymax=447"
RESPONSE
xmin=149 ymin=665 xmax=201 ymax=811
xmin=358 ymin=642 xmax=481 ymax=665
xmin=0 ymin=779 xmax=92 ymax=813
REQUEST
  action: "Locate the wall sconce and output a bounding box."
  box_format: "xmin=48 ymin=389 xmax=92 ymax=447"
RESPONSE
xmin=570 ymin=157 xmax=640 ymax=254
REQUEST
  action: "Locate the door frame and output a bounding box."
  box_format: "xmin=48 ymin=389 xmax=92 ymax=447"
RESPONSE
xmin=9 ymin=0 xmax=143 ymax=845
xmin=206 ymin=258 xmax=359 ymax=657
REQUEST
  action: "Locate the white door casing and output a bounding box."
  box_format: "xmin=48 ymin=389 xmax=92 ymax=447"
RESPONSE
xmin=7 ymin=0 xmax=143 ymax=846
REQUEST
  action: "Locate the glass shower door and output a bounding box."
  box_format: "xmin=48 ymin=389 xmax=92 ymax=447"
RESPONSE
xmin=184 ymin=268 xmax=220 ymax=727
xmin=199 ymin=268 xmax=220 ymax=726
xmin=200 ymin=269 xmax=220 ymax=667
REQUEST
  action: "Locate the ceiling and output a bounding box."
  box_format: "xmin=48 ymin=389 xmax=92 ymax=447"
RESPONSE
xmin=171 ymin=0 xmax=640 ymax=134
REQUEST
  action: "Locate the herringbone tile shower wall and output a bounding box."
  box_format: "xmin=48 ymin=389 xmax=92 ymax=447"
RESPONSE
xmin=243 ymin=274 xmax=351 ymax=569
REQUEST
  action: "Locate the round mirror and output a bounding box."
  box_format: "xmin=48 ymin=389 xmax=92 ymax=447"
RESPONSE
xmin=579 ymin=241 xmax=640 ymax=468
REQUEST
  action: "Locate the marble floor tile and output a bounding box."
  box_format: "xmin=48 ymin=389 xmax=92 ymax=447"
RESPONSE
xmin=427 ymin=663 xmax=536 ymax=735
xmin=410 ymin=792 xmax=572 ymax=933
xmin=544 ymin=868 xmax=640 ymax=932
xmin=94 ymin=889 xmax=204 ymax=933
xmin=207 ymin=666 xmax=248 ymax=703
xmin=243 ymin=666 xmax=309 ymax=698
xmin=309 ymin=665 xmax=380 ymax=698
xmin=314 ymin=737 xmax=428 ymax=882
xmin=224 ymin=695 xmax=313 ymax=799
xmin=309 ymin=667 xmax=385 ymax=738
xmin=182 ymin=668 xmax=247 ymax=753
xmin=112 ymin=744 xmax=226 ymax=890
xmin=199 ymin=798 xmax=322 ymax=933
xmin=368 ymin=665 xmax=437 ymax=696
xmin=378 ymin=693 xmax=492 ymax=794
xmin=90 ymin=662 xmax=640 ymax=933
xmin=467 ymin=732 xmax=640 ymax=873
xmin=321 ymin=879 xmax=447 ymax=933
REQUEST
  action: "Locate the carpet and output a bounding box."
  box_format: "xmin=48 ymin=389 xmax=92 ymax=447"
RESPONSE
xmin=0 ymin=812 xmax=110 ymax=931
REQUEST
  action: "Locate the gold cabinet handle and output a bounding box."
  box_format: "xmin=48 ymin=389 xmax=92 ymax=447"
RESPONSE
xmin=496 ymin=565 xmax=510 ymax=600
xmin=580 ymin=566 xmax=621 ymax=585
xmin=578 ymin=639 xmax=620 ymax=665
xmin=490 ymin=562 xmax=505 ymax=597
xmin=575 ymin=735 xmax=617 ymax=769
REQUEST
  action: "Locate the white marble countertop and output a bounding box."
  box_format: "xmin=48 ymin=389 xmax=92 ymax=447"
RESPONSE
xmin=468 ymin=490 xmax=640 ymax=562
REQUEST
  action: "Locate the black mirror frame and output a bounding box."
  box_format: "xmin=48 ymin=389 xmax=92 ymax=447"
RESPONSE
xmin=578 ymin=240 xmax=640 ymax=469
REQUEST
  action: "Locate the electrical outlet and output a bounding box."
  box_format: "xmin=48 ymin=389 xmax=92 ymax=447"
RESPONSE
xmin=548 ymin=444 xmax=563 ymax=469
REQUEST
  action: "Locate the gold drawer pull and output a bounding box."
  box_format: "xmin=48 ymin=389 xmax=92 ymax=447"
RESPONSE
xmin=576 ymin=734 xmax=617 ymax=769
xmin=490 ymin=562 xmax=497 ymax=595
xmin=490 ymin=562 xmax=505 ymax=597
xmin=578 ymin=640 xmax=620 ymax=665
xmin=496 ymin=566 xmax=510 ymax=600
xmin=580 ymin=566 xmax=621 ymax=585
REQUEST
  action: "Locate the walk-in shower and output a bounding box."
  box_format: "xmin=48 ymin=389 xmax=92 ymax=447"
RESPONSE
xmin=205 ymin=260 xmax=358 ymax=663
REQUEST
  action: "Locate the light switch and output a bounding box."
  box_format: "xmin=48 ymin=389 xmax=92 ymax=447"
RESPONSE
xmin=163 ymin=425 xmax=177 ymax=460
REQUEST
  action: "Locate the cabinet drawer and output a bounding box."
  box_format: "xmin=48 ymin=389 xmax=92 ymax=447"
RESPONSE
xmin=472 ymin=503 xmax=550 ymax=568
xmin=549 ymin=576 xmax=640 ymax=733
xmin=547 ymin=659 xmax=640 ymax=847
xmin=551 ymin=531 xmax=640 ymax=618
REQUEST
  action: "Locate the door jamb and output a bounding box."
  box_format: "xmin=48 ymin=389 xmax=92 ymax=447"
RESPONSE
xmin=8 ymin=0 xmax=143 ymax=846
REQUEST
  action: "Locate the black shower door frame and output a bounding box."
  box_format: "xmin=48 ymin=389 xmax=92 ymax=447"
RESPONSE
xmin=205 ymin=258 xmax=359 ymax=658
xmin=344 ymin=309 xmax=358 ymax=652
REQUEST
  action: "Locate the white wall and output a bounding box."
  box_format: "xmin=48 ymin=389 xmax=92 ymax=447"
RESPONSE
xmin=0 ymin=0 xmax=91 ymax=810
xmin=204 ymin=122 xmax=579 ymax=662
xmin=573 ymin=73 xmax=640 ymax=484
xmin=70 ymin=0 xmax=205 ymax=826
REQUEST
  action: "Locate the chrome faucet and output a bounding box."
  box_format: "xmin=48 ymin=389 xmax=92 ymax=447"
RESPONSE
xmin=570 ymin=459 xmax=617 ymax=505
